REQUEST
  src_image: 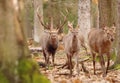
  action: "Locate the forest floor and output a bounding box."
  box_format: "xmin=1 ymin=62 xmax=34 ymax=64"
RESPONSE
xmin=32 ymin=48 xmax=120 ymax=83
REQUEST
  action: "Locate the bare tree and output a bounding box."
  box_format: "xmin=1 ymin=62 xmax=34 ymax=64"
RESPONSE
xmin=78 ymin=0 xmax=91 ymax=42
xmin=0 ymin=0 xmax=50 ymax=83
xmin=98 ymin=0 xmax=116 ymax=28
xmin=113 ymin=0 xmax=120 ymax=66
xmin=34 ymin=0 xmax=43 ymax=42
xmin=91 ymin=0 xmax=99 ymax=28
xmin=24 ymin=0 xmax=34 ymax=38
xmin=0 ymin=0 xmax=29 ymax=82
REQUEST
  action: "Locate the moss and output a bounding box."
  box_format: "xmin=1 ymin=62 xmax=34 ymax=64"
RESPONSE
xmin=0 ymin=71 xmax=9 ymax=83
xmin=17 ymin=58 xmax=50 ymax=83
xmin=0 ymin=58 xmax=50 ymax=83
xmin=110 ymin=49 xmax=116 ymax=61
xmin=33 ymin=72 xmax=50 ymax=83
xmin=114 ymin=64 xmax=120 ymax=70
xmin=110 ymin=63 xmax=120 ymax=70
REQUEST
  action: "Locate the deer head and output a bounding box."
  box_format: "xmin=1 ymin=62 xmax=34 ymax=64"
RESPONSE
xmin=68 ymin=21 xmax=79 ymax=37
xmin=103 ymin=24 xmax=116 ymax=42
xmin=37 ymin=6 xmax=68 ymax=43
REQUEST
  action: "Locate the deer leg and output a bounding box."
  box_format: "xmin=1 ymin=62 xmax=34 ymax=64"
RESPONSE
xmin=73 ymin=53 xmax=80 ymax=75
xmin=81 ymin=62 xmax=88 ymax=73
xmin=43 ymin=50 xmax=47 ymax=65
xmin=70 ymin=55 xmax=72 ymax=76
xmin=45 ymin=51 xmax=50 ymax=69
xmin=52 ymin=53 xmax=55 ymax=66
xmin=92 ymin=52 xmax=96 ymax=75
xmin=99 ymin=54 xmax=106 ymax=77
xmin=67 ymin=53 xmax=72 ymax=76
xmin=106 ymin=52 xmax=110 ymax=74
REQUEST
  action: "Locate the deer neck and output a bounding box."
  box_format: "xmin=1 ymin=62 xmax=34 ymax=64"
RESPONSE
xmin=72 ymin=35 xmax=78 ymax=51
xmin=103 ymin=35 xmax=112 ymax=48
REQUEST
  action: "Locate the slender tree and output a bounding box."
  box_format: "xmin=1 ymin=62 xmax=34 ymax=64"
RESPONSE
xmin=24 ymin=0 xmax=34 ymax=38
xmin=34 ymin=0 xmax=43 ymax=43
xmin=0 ymin=0 xmax=50 ymax=83
xmin=91 ymin=0 xmax=99 ymax=28
xmin=0 ymin=0 xmax=29 ymax=82
xmin=113 ymin=0 xmax=120 ymax=66
xmin=78 ymin=0 xmax=91 ymax=42
xmin=98 ymin=0 xmax=116 ymax=28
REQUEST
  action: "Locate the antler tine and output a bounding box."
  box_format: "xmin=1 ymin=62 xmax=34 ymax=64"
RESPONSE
xmin=50 ymin=16 xmax=54 ymax=30
xmin=37 ymin=6 xmax=48 ymax=29
xmin=58 ymin=11 xmax=68 ymax=30
xmin=65 ymin=8 xmax=69 ymax=14
xmin=68 ymin=21 xmax=73 ymax=29
xmin=76 ymin=23 xmax=79 ymax=29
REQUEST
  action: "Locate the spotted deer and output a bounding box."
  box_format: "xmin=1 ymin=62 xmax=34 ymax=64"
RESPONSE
xmin=88 ymin=24 xmax=116 ymax=77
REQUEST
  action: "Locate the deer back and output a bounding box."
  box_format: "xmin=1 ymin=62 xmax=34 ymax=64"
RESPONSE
xmin=88 ymin=26 xmax=116 ymax=54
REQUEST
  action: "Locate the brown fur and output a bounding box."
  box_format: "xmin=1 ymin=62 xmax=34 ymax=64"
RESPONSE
xmin=88 ymin=25 xmax=116 ymax=77
xmin=40 ymin=30 xmax=59 ymax=67
xmin=63 ymin=22 xmax=81 ymax=76
xmin=37 ymin=6 xmax=67 ymax=68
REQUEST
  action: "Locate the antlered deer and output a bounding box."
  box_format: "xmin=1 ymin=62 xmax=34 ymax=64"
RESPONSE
xmin=88 ymin=25 xmax=116 ymax=77
xmin=37 ymin=7 xmax=67 ymax=68
xmin=63 ymin=21 xmax=87 ymax=76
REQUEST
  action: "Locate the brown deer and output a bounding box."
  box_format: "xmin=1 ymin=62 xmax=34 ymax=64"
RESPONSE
xmin=63 ymin=21 xmax=87 ymax=76
xmin=88 ymin=25 xmax=116 ymax=77
xmin=37 ymin=7 xmax=67 ymax=68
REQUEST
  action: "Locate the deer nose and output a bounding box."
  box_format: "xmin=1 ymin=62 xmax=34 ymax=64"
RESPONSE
xmin=52 ymin=35 xmax=57 ymax=39
xmin=111 ymin=38 xmax=114 ymax=42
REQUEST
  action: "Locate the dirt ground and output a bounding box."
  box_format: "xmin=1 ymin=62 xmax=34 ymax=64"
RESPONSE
xmin=33 ymin=49 xmax=120 ymax=83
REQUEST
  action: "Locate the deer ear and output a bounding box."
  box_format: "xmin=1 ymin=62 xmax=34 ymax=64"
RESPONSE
xmin=102 ymin=26 xmax=109 ymax=33
xmin=111 ymin=24 xmax=116 ymax=33
xmin=68 ymin=21 xmax=73 ymax=31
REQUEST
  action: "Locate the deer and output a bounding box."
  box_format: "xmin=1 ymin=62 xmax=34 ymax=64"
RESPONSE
xmin=88 ymin=24 xmax=116 ymax=77
xmin=37 ymin=6 xmax=67 ymax=68
xmin=63 ymin=21 xmax=88 ymax=76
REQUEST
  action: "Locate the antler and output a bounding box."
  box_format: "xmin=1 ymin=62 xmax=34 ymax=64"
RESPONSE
xmin=50 ymin=16 xmax=54 ymax=30
xmin=37 ymin=6 xmax=48 ymax=29
xmin=57 ymin=9 xmax=69 ymax=30
xmin=68 ymin=21 xmax=73 ymax=29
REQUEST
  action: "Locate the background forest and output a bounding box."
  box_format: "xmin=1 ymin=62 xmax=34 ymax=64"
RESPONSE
xmin=0 ymin=0 xmax=120 ymax=83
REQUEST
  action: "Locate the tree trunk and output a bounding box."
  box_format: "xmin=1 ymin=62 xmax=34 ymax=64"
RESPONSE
xmin=114 ymin=0 xmax=120 ymax=65
xmin=0 ymin=0 xmax=50 ymax=83
xmin=34 ymin=0 xmax=43 ymax=43
xmin=98 ymin=0 xmax=116 ymax=28
xmin=0 ymin=0 xmax=29 ymax=82
xmin=78 ymin=0 xmax=91 ymax=42
xmin=24 ymin=0 xmax=34 ymax=38
xmin=91 ymin=0 xmax=99 ymax=28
